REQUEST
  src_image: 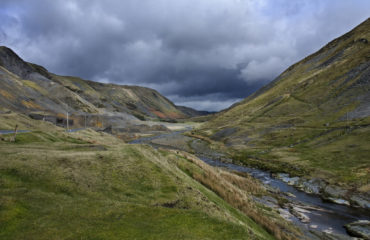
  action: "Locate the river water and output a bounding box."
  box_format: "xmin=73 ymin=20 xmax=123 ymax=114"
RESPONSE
xmin=131 ymin=130 xmax=370 ymax=237
xmin=199 ymin=156 xmax=369 ymax=236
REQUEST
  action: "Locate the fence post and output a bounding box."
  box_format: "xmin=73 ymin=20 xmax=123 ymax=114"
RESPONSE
xmin=67 ymin=112 xmax=69 ymax=132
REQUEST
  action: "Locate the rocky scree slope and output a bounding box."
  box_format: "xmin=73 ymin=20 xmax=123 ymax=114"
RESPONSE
xmin=0 ymin=46 xmax=204 ymax=122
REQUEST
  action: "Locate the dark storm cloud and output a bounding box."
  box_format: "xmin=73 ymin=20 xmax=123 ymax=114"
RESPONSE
xmin=1 ymin=0 xmax=369 ymax=111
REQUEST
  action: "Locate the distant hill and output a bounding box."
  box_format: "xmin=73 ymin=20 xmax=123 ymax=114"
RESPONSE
xmin=176 ymin=105 xmax=213 ymax=117
xmin=198 ymin=18 xmax=370 ymax=190
xmin=0 ymin=46 xmax=206 ymax=126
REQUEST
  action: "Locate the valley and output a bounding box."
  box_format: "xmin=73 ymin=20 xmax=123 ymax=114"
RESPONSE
xmin=0 ymin=13 xmax=369 ymax=240
xmin=130 ymin=127 xmax=370 ymax=239
xmin=195 ymin=18 xmax=370 ymax=210
xmin=0 ymin=114 xmax=283 ymax=240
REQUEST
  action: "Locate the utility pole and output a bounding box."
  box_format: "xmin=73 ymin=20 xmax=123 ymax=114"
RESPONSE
xmin=13 ymin=124 xmax=18 ymax=142
xmin=67 ymin=111 xmax=69 ymax=132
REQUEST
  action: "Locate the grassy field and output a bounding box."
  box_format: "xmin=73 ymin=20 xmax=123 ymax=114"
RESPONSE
xmin=0 ymin=118 xmax=279 ymax=240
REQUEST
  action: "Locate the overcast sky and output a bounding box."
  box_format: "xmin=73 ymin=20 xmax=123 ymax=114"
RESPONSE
xmin=1 ymin=0 xmax=369 ymax=111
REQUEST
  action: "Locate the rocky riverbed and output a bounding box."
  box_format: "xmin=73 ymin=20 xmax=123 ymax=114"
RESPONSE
xmin=131 ymin=129 xmax=370 ymax=239
xmin=275 ymin=173 xmax=370 ymax=210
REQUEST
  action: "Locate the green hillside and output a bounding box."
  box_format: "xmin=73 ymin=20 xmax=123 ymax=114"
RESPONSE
xmin=197 ymin=19 xmax=370 ymax=192
xmin=0 ymin=114 xmax=278 ymax=240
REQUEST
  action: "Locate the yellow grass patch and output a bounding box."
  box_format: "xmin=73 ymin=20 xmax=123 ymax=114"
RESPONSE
xmin=23 ymin=80 xmax=48 ymax=95
xmin=21 ymin=100 xmax=42 ymax=109
xmin=0 ymin=89 xmax=15 ymax=100
xmin=358 ymin=184 xmax=370 ymax=193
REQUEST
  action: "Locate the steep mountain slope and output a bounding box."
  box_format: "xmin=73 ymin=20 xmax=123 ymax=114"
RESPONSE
xmin=198 ymin=19 xmax=370 ymax=191
xmin=0 ymin=47 xmax=204 ymax=124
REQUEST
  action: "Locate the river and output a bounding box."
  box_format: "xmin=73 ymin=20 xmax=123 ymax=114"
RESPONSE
xmin=131 ymin=129 xmax=370 ymax=238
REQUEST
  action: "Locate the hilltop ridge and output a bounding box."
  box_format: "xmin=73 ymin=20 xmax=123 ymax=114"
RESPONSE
xmin=0 ymin=46 xmax=206 ymax=127
xmin=197 ymin=18 xmax=370 ymax=201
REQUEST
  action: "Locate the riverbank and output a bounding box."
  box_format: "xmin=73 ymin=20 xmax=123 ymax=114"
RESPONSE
xmin=131 ymin=129 xmax=370 ymax=239
xmin=182 ymin=130 xmax=370 ymax=212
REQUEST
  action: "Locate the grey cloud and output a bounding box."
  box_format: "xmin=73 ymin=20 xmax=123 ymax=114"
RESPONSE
xmin=1 ymin=0 xmax=369 ymax=111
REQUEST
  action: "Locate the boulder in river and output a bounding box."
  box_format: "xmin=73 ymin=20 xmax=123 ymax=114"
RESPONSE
xmin=276 ymin=173 xmax=300 ymax=186
xmin=344 ymin=220 xmax=370 ymax=239
xmin=278 ymin=208 xmax=294 ymax=222
xmin=289 ymin=205 xmax=310 ymax=223
xmin=323 ymin=185 xmax=347 ymax=199
xmin=350 ymin=195 xmax=370 ymax=209
xmin=326 ymin=197 xmax=350 ymax=206
xmin=298 ymin=178 xmax=325 ymax=195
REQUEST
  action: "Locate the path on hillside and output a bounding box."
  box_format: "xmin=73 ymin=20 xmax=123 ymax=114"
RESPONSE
xmin=0 ymin=130 xmax=30 ymax=134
